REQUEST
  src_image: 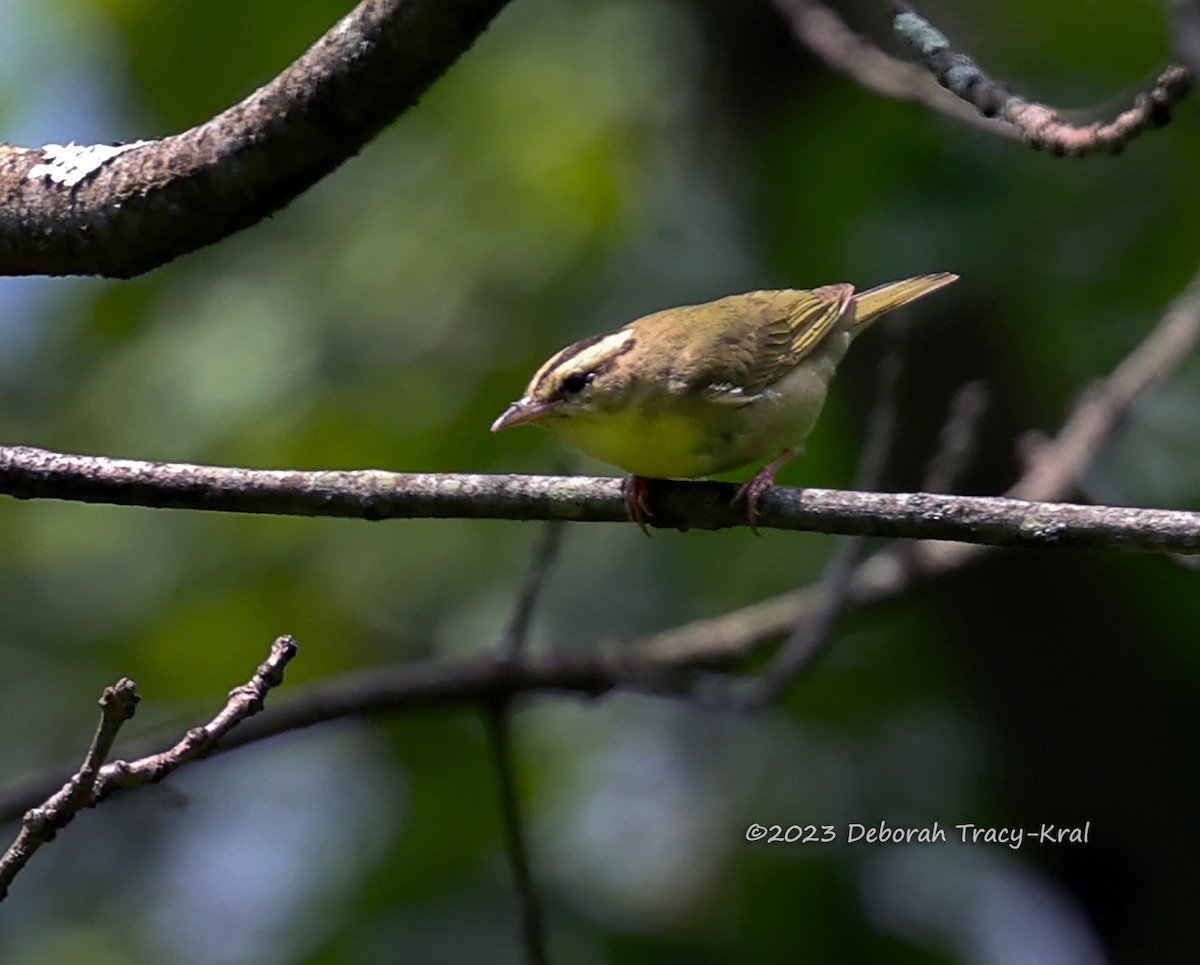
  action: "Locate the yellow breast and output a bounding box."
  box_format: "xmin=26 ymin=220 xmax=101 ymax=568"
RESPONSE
xmin=545 ymin=405 xmax=719 ymax=479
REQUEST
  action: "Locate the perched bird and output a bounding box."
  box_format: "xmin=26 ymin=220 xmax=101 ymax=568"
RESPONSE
xmin=492 ymin=273 xmax=957 ymax=529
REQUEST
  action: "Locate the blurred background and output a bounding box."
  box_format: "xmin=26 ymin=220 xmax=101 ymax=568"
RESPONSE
xmin=1 ymin=0 xmax=1199 ymax=962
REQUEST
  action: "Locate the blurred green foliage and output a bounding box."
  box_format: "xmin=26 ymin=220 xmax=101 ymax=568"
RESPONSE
xmin=1 ymin=0 xmax=1199 ymax=962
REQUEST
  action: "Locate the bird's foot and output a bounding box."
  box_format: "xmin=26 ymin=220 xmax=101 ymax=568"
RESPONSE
xmin=733 ymin=448 xmax=796 ymax=532
xmin=623 ymin=475 xmax=654 ymax=536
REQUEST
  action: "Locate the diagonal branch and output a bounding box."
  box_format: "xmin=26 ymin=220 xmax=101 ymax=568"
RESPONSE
xmin=499 ymin=522 xmax=565 ymax=661
xmin=0 ymin=637 xmax=296 ymax=899
xmin=0 ymin=645 xmax=708 ymax=827
xmin=0 ymin=0 xmax=513 ymax=279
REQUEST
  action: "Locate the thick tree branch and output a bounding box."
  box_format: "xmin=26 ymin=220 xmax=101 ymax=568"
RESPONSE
xmin=0 ymin=637 xmax=295 ymax=899
xmin=0 ymin=445 xmax=1198 ymax=552
xmin=0 ymin=0 xmax=512 ymax=279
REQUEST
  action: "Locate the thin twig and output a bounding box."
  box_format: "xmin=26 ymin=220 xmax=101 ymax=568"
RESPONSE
xmin=488 ymin=520 xmax=564 ymax=961
xmin=0 ymin=637 xmax=296 ymax=899
xmin=888 ymin=0 xmax=1193 ymax=156
xmin=1009 ymin=271 xmax=1200 ymax=501
xmin=923 ymin=381 xmax=988 ymax=493
xmin=96 ymin=636 xmax=296 ymax=800
xmin=0 ymin=679 xmax=140 ymax=898
xmin=486 ymin=707 xmax=550 ymax=965
xmin=0 ymin=648 xmax=709 ymax=827
xmin=500 ymin=522 xmax=565 ymax=661
xmin=79 ymin=679 xmax=141 ymax=789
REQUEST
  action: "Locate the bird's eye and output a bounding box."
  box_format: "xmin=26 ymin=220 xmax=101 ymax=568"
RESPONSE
xmin=561 ymin=372 xmax=592 ymax=395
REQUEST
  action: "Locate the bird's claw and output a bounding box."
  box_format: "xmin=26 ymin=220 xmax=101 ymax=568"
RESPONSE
xmin=623 ymin=475 xmax=654 ymax=536
xmin=733 ymin=472 xmax=771 ymax=534
xmin=733 ymin=448 xmax=797 ymax=533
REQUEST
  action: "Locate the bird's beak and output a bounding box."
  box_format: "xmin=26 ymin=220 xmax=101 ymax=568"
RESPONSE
xmin=490 ymin=397 xmax=556 ymax=432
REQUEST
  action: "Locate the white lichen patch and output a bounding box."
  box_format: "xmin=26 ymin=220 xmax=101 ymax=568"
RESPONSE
xmin=28 ymin=140 xmax=151 ymax=187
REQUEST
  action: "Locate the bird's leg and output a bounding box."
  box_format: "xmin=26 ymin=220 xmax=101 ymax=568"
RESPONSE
xmin=623 ymin=475 xmax=654 ymax=536
xmin=733 ymin=448 xmax=796 ymax=531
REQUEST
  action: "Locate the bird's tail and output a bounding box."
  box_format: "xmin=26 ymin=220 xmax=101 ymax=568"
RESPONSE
xmin=850 ymin=272 xmax=958 ymax=331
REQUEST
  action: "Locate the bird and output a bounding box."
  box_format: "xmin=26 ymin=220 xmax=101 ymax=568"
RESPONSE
xmin=491 ymin=273 xmax=958 ymax=530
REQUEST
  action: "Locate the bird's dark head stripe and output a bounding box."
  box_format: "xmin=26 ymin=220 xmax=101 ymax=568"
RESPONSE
xmin=532 ymin=332 xmax=609 ymax=391
xmin=530 ymin=328 xmax=638 ymax=399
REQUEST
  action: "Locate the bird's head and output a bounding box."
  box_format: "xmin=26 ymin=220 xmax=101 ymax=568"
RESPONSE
xmin=491 ymin=327 xmax=639 ymax=433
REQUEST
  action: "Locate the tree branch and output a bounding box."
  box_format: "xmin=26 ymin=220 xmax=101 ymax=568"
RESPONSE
xmin=0 ymin=444 xmax=1197 ymax=552
xmin=0 ymin=637 xmax=296 ymax=899
xmin=0 ymin=0 xmax=513 ymax=279
xmin=0 ymin=645 xmax=705 ymax=827
xmin=777 ymin=0 xmax=1193 ymax=155
xmin=485 ymin=705 xmax=550 ymax=965
xmin=487 ymin=522 xmax=561 ymax=963
xmin=499 ymin=521 xmax=564 ymax=661
xmin=773 ymin=0 xmax=1019 ymax=138
xmin=922 ymin=381 xmax=988 ymax=494
xmin=889 ymin=0 xmax=1192 ymax=155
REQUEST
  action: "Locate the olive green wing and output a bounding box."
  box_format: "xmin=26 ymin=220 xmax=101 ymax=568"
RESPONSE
xmin=691 ymin=285 xmax=854 ymax=401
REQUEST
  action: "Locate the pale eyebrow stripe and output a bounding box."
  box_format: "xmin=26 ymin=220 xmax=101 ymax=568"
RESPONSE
xmin=532 ymin=328 xmax=636 ymax=391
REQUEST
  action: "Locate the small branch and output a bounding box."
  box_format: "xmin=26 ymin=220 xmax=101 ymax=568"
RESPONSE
xmin=1009 ymin=270 xmax=1200 ymax=501
xmin=0 ymin=647 xmax=708 ymax=827
xmin=923 ymin=381 xmax=988 ymax=493
xmin=0 ymin=637 xmax=296 ymax=899
xmin=486 ymin=707 xmax=550 ymax=965
xmin=0 ymin=447 xmax=1198 ymax=551
xmin=0 ymin=0 xmax=513 ymax=278
xmin=79 ymin=680 xmax=142 ymax=788
xmin=96 ymin=636 xmax=296 ymax=799
xmin=499 ymin=522 xmax=565 ymax=661
xmin=774 ymin=0 xmax=1017 ymax=138
xmin=889 ymin=1 xmax=1192 ymax=156
xmin=0 ymin=679 xmax=140 ymax=898
xmin=487 ymin=521 xmax=563 ymax=961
